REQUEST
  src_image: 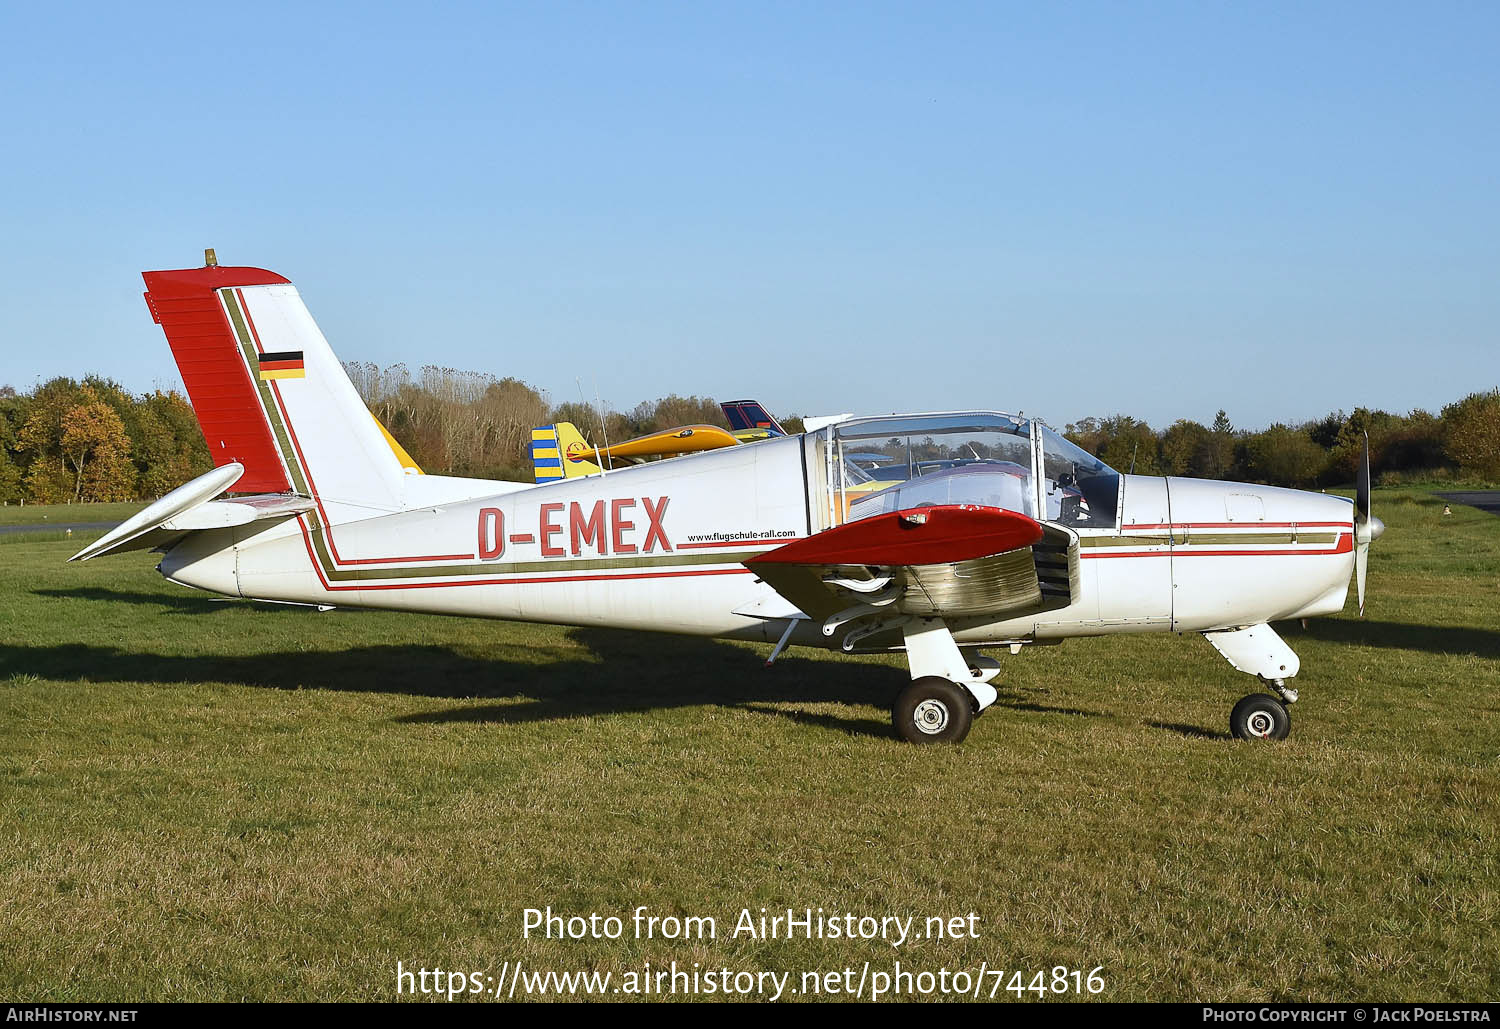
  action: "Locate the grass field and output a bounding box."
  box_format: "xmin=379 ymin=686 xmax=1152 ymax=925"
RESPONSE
xmin=0 ymin=501 xmax=149 ymax=527
xmin=1 ymin=488 xmax=1495 ymax=1002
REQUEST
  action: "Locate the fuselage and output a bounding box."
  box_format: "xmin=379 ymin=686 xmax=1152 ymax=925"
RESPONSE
xmin=159 ymin=422 xmax=1357 ymax=652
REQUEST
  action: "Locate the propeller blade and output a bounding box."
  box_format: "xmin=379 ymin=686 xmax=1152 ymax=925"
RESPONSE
xmin=1355 ymin=431 xmax=1371 ymax=529
xmin=1353 ymin=431 xmax=1372 ymax=617
xmin=1356 ymin=540 xmax=1368 ymax=617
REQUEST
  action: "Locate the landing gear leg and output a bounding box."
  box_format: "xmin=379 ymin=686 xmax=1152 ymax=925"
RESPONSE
xmin=1204 ymin=624 xmax=1302 ymax=742
xmin=890 ymin=618 xmax=998 ymax=744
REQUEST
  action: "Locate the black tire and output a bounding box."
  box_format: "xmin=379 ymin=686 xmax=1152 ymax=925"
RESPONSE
xmin=1229 ymin=693 xmax=1291 ymax=741
xmin=893 ymin=677 xmax=974 ymax=744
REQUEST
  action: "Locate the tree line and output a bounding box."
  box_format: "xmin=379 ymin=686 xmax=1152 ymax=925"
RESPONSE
xmin=0 ymin=378 xmax=212 ymax=504
xmin=2 ymin=367 xmax=1496 ymax=505
xmin=340 ymin=362 xmax=800 ymax=483
xmin=1063 ymin=394 xmax=1500 ymax=488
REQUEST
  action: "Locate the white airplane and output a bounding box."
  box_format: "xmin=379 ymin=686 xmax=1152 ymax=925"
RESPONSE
xmin=75 ymin=257 xmax=1385 ymax=744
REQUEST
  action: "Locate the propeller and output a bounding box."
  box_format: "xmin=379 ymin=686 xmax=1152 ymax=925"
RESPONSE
xmin=1353 ymin=432 xmax=1385 ymax=616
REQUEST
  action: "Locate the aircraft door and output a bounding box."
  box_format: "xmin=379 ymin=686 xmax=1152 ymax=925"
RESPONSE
xmin=1094 ymin=475 xmax=1174 ymax=626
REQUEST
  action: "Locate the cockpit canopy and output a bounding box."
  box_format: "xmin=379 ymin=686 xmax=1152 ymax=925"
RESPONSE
xmin=830 ymin=412 xmax=1119 ymax=529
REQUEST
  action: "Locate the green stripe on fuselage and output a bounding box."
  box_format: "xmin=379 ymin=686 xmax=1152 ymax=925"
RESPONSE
xmin=296 ymin=546 xmax=769 ymax=582
xmin=1078 ymin=532 xmax=1339 ymax=548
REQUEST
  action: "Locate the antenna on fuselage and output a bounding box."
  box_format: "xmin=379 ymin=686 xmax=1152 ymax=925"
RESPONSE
xmin=577 ymin=377 xmax=610 ymax=474
xmin=592 ymin=376 xmax=614 ymax=473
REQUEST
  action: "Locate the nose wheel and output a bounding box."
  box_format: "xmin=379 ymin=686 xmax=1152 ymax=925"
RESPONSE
xmin=1229 ymin=693 xmax=1291 ymax=741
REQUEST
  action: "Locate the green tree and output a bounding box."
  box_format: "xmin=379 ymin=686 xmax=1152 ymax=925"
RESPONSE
xmin=1065 ymin=415 xmax=1160 ymax=474
xmin=138 ymin=390 xmax=213 ymax=494
xmin=18 ymin=382 xmax=136 ymax=502
xmin=627 ymin=395 xmax=730 ymax=436
xmin=0 ymin=413 xmax=21 ymax=503
xmin=1203 ymin=410 xmax=1237 ymax=479
xmin=1098 ymin=422 xmax=1160 ymax=475
xmin=1243 ymin=425 xmax=1328 ymax=487
xmin=1378 ymin=408 xmax=1445 ymax=478
xmin=1442 ymin=389 xmax=1500 ymax=481
xmin=60 ymin=398 xmax=135 ymax=502
xmin=17 ymin=378 xmax=90 ymax=502
xmin=1063 ymin=416 xmax=1106 ymax=455
xmin=1160 ymin=419 xmax=1210 ymax=476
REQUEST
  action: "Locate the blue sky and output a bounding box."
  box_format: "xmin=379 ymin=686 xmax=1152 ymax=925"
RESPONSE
xmin=1 ymin=1 xmax=1495 ymax=429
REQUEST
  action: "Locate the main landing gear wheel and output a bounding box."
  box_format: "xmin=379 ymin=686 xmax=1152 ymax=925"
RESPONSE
xmin=1229 ymin=693 xmax=1291 ymax=741
xmin=893 ymin=677 xmax=974 ymax=744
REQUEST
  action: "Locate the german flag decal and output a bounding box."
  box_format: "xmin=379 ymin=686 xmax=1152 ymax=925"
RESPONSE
xmin=258 ymin=350 xmax=305 ymax=380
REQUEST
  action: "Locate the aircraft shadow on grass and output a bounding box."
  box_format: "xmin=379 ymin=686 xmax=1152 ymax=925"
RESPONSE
xmin=1277 ymin=618 xmax=1500 ymax=660
xmin=44 ymin=590 xmax=1496 ymax=660
xmin=1145 ymin=721 xmax=1233 ymax=742
xmin=10 ymin=593 xmax=898 ymax=737
xmin=34 ymin=586 xmax=229 ymax=615
xmin=17 ymin=587 xmax=1139 ymax=739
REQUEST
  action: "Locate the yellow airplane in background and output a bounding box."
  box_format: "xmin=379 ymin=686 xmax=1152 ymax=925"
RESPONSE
xmin=531 ymin=400 xmax=785 ymax=482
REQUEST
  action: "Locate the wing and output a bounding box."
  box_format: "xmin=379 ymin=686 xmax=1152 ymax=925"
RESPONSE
xmin=744 ymin=505 xmax=1079 ymax=648
xmin=597 ymin=424 xmax=741 ymax=460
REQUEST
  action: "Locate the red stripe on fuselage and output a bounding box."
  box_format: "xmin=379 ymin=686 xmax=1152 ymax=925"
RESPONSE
xmin=1080 ymin=533 xmax=1354 ymax=559
xmin=1120 ymin=521 xmax=1353 ymax=531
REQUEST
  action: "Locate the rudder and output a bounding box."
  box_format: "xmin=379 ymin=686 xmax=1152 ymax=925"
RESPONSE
xmin=143 ymin=262 xmax=408 ymax=523
xmin=531 ymin=422 xmax=602 ymax=482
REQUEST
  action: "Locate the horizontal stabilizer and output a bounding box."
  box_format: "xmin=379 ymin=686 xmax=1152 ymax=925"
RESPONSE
xmin=70 ymin=463 xmax=244 ymax=561
xmin=69 ymin=462 xmax=315 ymax=562
xmin=163 ymin=494 xmax=317 ymax=530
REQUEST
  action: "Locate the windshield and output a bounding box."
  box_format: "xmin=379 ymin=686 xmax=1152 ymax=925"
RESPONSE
xmin=1038 ymin=425 xmax=1119 ymax=528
